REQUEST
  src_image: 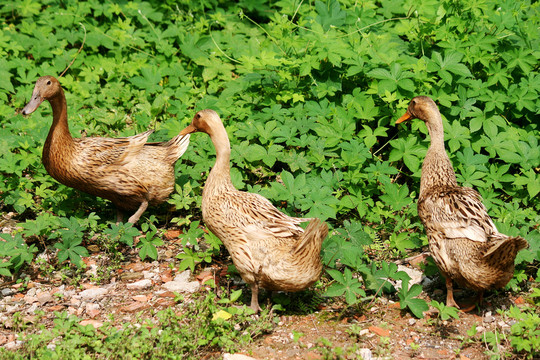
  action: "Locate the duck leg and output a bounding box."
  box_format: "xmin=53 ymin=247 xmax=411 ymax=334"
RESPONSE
xmin=445 ymin=277 xmax=460 ymax=308
xmin=128 ymin=199 xmax=149 ymax=224
xmin=250 ymin=283 xmax=261 ymax=313
xmin=116 ymin=209 xmax=124 ymax=224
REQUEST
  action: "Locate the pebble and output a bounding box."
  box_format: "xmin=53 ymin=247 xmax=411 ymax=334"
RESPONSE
xmin=4 ymin=340 xmax=23 ymax=350
xmin=359 ymin=329 xmax=370 ymax=336
xmin=126 ymin=279 xmax=153 ymax=290
xmin=37 ymin=292 xmax=54 ymax=305
xmin=2 ymin=288 xmax=14 ymax=296
xmin=359 ymin=348 xmax=372 ymax=360
xmin=79 ymin=319 xmax=104 ymax=329
xmin=85 ymin=303 xmax=100 ymax=312
xmin=397 ymin=265 xmax=424 ymax=289
xmin=162 ymin=270 xmax=200 ymax=294
xmin=476 ymin=326 xmax=486 ymax=333
xmin=408 ymin=318 xmax=417 ymax=326
xmin=483 ymin=311 xmax=495 ymax=323
xmin=79 ymin=287 xmax=108 ymax=300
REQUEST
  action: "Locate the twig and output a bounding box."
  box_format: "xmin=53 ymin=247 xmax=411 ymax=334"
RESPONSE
xmin=59 ymin=22 xmax=87 ymax=77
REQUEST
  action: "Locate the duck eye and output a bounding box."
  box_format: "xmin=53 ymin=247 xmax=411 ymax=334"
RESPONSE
xmin=196 ymin=114 xmax=201 ymax=119
xmin=46 ymin=80 xmax=51 ymax=85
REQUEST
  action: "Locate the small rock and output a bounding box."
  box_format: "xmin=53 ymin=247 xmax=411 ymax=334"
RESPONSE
xmin=79 ymin=287 xmax=108 ymax=300
xmin=154 ymin=298 xmax=175 ymax=308
xmin=126 ymin=279 xmax=153 ymax=290
xmin=26 ymin=303 xmax=38 ymax=315
xmin=86 ymin=264 xmax=98 ymax=277
xmin=498 ymin=321 xmax=509 ymax=328
xmin=223 ymin=354 xmax=257 ymax=360
xmin=4 ymin=340 xmax=23 ymax=351
xmin=37 ymin=291 xmax=54 ymax=305
xmin=124 ymin=263 xmax=147 ymax=272
xmin=483 ymin=311 xmax=495 ymax=323
xmin=359 ymin=348 xmax=372 ymax=360
xmin=121 ymin=302 xmax=150 ymax=313
xmin=160 ymin=270 xmax=173 ymax=283
xmin=476 ymin=326 xmax=486 ymax=333
xmin=47 ymin=305 xmax=65 ymax=312
xmin=1 ymin=288 xmax=14 ymax=296
xmin=396 ymin=265 xmax=423 ymax=289
xmin=162 ymin=270 xmax=200 ymax=294
xmin=368 ymin=325 xmax=390 ymax=337
xmin=143 ymin=271 xmax=159 ymax=280
xmin=164 ymin=229 xmax=182 ymax=240
xmin=132 ymin=295 xmax=149 ymax=302
xmin=120 ymin=272 xmax=144 ymax=281
xmin=408 ymin=318 xmax=417 ymax=326
xmin=157 ymin=291 xmax=176 ymax=298
xmin=86 ymin=303 xmax=100 ymax=312
xmin=87 ymin=245 xmax=100 ymax=253
xmin=359 ymin=329 xmax=370 ymax=336
xmin=80 ymin=319 xmax=103 ymax=329
xmin=24 ymin=295 xmax=37 ymax=304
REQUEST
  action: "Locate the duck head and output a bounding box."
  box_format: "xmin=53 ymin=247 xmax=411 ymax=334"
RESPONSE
xmin=396 ymin=96 xmax=440 ymax=124
xmin=22 ymin=76 xmax=62 ymax=115
xmin=180 ymin=109 xmax=222 ymax=137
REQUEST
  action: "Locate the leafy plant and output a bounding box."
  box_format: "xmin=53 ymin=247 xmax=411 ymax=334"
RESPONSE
xmin=137 ymin=222 xmax=163 ymax=261
xmin=429 ymin=300 xmax=460 ymax=321
xmin=324 ymin=267 xmax=366 ymax=305
xmin=0 ymin=233 xmax=37 ymax=276
xmin=397 ymin=277 xmax=429 ymax=319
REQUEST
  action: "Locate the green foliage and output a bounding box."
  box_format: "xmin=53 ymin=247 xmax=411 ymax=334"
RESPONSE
xmin=397 ymin=278 xmax=429 ymax=319
xmin=51 ymin=217 xmax=89 ymax=267
xmin=137 ymin=222 xmax=163 ymax=261
xmin=0 ymin=4 xmax=538 ymax=352
xmin=429 ymin=300 xmax=460 ymax=321
xmin=176 ymin=221 xmax=222 ymax=272
xmin=483 ymin=306 xmax=540 ymax=360
xmin=325 ymin=267 xmax=366 ymax=305
xmin=0 ymin=233 xmax=37 ymax=276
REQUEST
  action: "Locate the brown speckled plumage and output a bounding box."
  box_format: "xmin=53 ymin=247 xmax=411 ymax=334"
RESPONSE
xmin=397 ymin=96 xmax=528 ymax=309
xmin=180 ymin=109 xmax=328 ymax=312
xmin=22 ymin=76 xmax=190 ymax=223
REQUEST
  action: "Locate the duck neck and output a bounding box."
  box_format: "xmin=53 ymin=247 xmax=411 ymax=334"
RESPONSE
xmin=205 ymin=123 xmax=235 ymax=196
xmin=419 ymin=114 xmax=458 ymax=197
xmin=43 ymin=88 xmax=73 ymax=167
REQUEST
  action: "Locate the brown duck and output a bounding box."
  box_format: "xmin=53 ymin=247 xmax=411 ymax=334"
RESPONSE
xmin=22 ymin=76 xmax=190 ymax=223
xmin=179 ymin=109 xmax=328 ymax=312
xmin=396 ymin=96 xmax=528 ymax=309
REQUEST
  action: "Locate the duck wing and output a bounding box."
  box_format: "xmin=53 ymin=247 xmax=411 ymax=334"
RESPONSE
xmin=223 ymin=191 xmax=310 ymax=239
xmin=418 ymin=186 xmax=499 ymax=243
xmin=75 ymin=130 xmax=154 ymax=166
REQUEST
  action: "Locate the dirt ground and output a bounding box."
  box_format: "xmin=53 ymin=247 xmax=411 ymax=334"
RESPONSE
xmin=0 ymin=232 xmax=526 ymax=360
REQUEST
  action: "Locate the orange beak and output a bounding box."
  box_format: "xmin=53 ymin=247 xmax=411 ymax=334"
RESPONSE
xmin=396 ymin=112 xmax=412 ymax=124
xmin=179 ymin=124 xmax=198 ymax=136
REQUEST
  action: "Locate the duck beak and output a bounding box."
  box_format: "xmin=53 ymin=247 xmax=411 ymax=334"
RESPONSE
xmin=179 ymin=124 xmax=198 ymax=136
xmin=21 ymin=90 xmax=43 ymax=115
xmin=396 ymin=112 xmax=412 ymax=124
